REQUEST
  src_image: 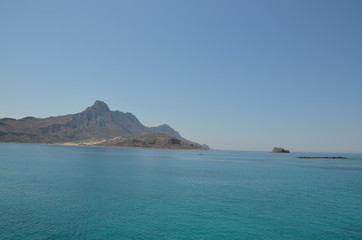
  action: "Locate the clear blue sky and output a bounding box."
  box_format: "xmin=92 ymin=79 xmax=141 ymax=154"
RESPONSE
xmin=1 ymin=0 xmax=361 ymax=153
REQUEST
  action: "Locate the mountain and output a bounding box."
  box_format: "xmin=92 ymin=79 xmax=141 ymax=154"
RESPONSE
xmin=0 ymin=101 xmax=208 ymax=149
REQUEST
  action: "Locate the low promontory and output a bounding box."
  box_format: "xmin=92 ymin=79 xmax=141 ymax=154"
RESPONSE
xmin=296 ymin=156 xmax=347 ymax=159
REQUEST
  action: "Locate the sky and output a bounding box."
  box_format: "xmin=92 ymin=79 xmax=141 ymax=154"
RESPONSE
xmin=1 ymin=0 xmax=362 ymax=153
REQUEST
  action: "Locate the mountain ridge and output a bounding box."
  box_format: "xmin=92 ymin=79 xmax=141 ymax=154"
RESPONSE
xmin=0 ymin=101 xmax=208 ymax=149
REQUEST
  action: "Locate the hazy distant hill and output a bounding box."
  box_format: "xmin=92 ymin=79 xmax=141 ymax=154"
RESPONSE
xmin=0 ymin=101 xmax=208 ymax=149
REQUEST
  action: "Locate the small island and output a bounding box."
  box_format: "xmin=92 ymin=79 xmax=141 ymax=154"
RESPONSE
xmin=272 ymin=147 xmax=290 ymax=153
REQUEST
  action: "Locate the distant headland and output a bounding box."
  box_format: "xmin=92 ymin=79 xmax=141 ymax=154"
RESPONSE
xmin=0 ymin=101 xmax=209 ymax=150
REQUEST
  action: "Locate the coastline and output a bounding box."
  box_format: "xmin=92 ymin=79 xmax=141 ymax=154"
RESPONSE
xmin=0 ymin=141 xmax=206 ymax=151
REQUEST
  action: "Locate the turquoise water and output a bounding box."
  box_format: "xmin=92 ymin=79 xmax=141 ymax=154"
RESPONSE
xmin=1 ymin=144 xmax=361 ymax=240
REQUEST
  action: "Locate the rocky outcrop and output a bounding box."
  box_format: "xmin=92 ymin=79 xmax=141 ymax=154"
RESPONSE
xmin=272 ymin=147 xmax=290 ymax=153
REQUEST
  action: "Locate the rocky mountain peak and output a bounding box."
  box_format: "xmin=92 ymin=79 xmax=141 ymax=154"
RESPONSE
xmin=91 ymin=100 xmax=111 ymax=112
xmin=84 ymin=100 xmax=111 ymax=114
xmin=81 ymin=100 xmax=111 ymax=121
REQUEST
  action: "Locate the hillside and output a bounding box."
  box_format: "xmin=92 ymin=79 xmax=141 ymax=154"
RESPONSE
xmin=0 ymin=101 xmax=208 ymax=150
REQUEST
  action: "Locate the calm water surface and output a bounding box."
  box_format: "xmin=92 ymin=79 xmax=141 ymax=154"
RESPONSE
xmin=1 ymin=144 xmax=361 ymax=239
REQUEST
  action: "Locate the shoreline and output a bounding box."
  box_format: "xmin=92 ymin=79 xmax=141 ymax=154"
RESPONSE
xmin=1 ymin=142 xmax=361 ymax=155
xmin=0 ymin=141 xmax=207 ymax=151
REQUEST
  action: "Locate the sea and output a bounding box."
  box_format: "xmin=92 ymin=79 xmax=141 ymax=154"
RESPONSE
xmin=1 ymin=143 xmax=361 ymax=240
